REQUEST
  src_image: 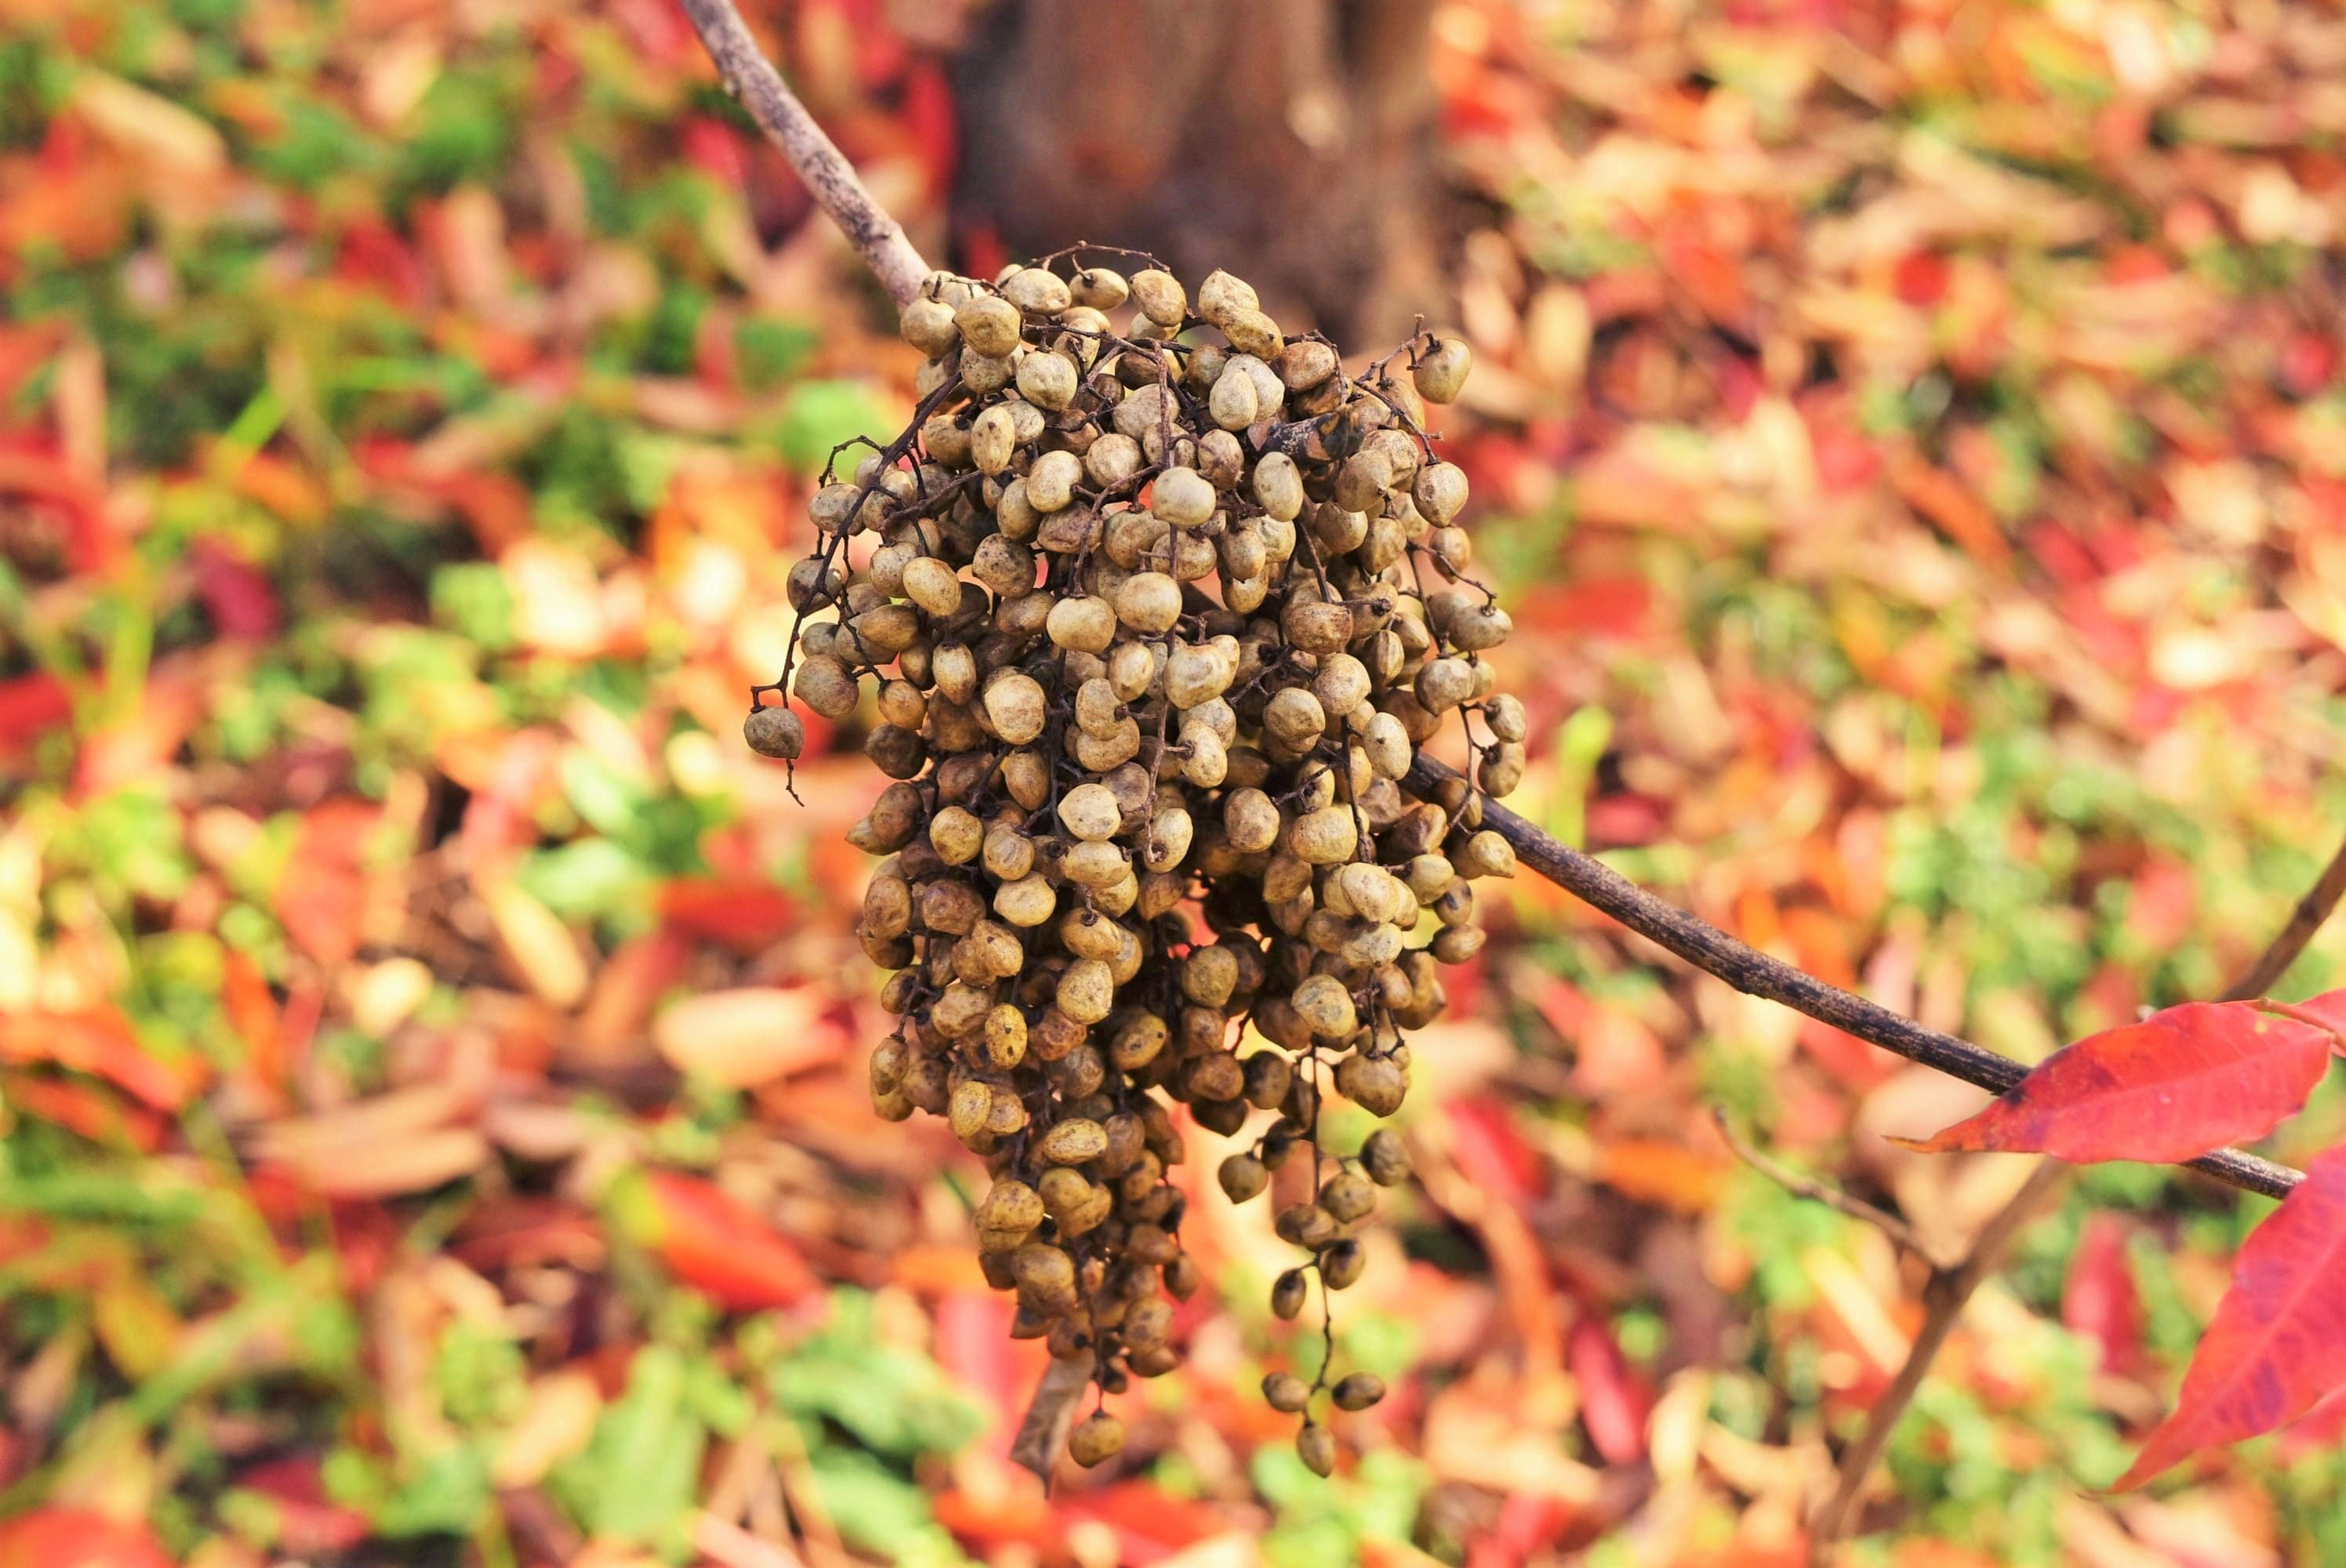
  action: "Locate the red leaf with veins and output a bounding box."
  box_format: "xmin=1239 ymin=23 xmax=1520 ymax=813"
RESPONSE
xmin=2114 ymin=1141 xmax=2346 ymax=1490
xmin=1893 ymin=1001 xmax=2332 ymax=1163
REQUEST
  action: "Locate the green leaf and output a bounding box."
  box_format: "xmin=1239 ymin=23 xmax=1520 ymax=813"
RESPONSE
xmin=767 ymin=1291 xmax=986 ymax=1460
xmin=774 ymin=380 xmax=892 ymax=475
xmin=430 ymin=563 xmax=516 ymax=652
xmin=402 ymin=69 xmax=514 ymax=193
xmin=518 ymin=839 xmax=652 ymax=921
xmin=554 ymin=1344 xmax=705 ymax=1548
xmin=735 ymin=317 xmax=819 ymax=391
xmin=804 ymin=1448 xmax=967 ymax=1565
xmin=560 ymin=747 xmax=648 ymax=840
xmin=373 ymin=1443 xmax=493 ymax=1538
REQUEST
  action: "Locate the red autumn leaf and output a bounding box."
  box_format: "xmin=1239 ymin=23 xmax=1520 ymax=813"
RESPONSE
xmin=2063 ymin=1213 xmax=2142 ymax=1375
xmin=328 ymin=1200 xmax=402 ymax=1298
xmin=0 ymin=1007 xmax=203 ymax=1111
xmin=0 ymin=448 xmax=113 ymax=573
xmin=1568 ymin=1315 xmax=1654 ymax=1465
xmin=1892 ymin=1001 xmax=2333 ymax=1164
xmin=1060 ymin=1483 xmax=1229 ymax=1565
xmin=2286 ymin=987 xmax=2346 ymax=1038
xmin=449 ymin=1196 xmax=605 ymax=1272
xmin=0 ymin=1073 xmax=167 ymax=1150
xmin=276 ymin=798 xmax=380 ymax=966
xmin=230 ymin=1455 xmax=371 ymax=1556
xmin=2113 ymin=1142 xmax=2346 ymax=1490
xmin=0 ymin=1509 xmax=174 ymax=1568
xmin=678 ymin=114 xmax=749 ymax=185
xmin=622 ymin=1169 xmax=818 ymax=1311
xmin=656 ymin=878 xmax=800 ymax=949
xmin=0 ymin=670 xmax=73 ymax=750
xmin=2280 ymin=330 xmax=2337 ymax=398
xmin=189 ymin=538 xmax=281 ymax=638
xmin=1894 ymin=249 xmax=1952 ymax=307
xmin=1516 ymin=575 xmax=1654 ymax=640
xmin=2279 ymin=1384 xmax=2346 ymax=1463
xmin=928 ymin=1290 xmax=1028 ymax=1438
xmin=1446 ymin=1096 xmax=1545 ymax=1209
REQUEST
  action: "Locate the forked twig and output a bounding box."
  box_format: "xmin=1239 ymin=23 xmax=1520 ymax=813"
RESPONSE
xmin=1803 ymin=1160 xmax=2072 ymax=1559
xmin=1772 ymin=829 xmax=2345 ymax=1562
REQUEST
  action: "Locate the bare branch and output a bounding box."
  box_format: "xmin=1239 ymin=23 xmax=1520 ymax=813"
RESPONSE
xmin=1806 ymin=1160 xmax=2072 ymax=1561
xmin=645 ymin=13 xmax=2338 ymax=1461
xmin=2223 ymin=829 xmax=2346 ymax=1001
xmin=1407 ymin=756 xmax=2304 ymax=1202
xmin=1799 ymin=821 xmax=2346 ymax=1555
xmin=1712 ymin=1109 xmax=1941 ymax=1265
xmin=677 ymin=0 xmax=933 ymax=308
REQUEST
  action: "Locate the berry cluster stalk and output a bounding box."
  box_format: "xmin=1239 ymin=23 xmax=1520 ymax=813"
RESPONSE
xmin=674 ymin=0 xmax=2311 ymax=1204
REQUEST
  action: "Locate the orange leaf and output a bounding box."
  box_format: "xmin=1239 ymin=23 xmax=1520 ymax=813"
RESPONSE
xmin=276 ymin=799 xmax=381 ymax=967
xmin=1890 ymin=452 xmax=2012 ymax=572
xmin=0 ymin=1509 xmax=173 ymax=1568
xmin=0 ymin=1073 xmax=166 ymax=1150
xmin=0 ymin=1008 xmax=202 ymax=1112
xmin=2113 ymin=1142 xmax=2346 ymax=1489
xmin=1892 ymin=1001 xmax=2331 ymax=1164
xmin=656 ymin=879 xmax=800 ymax=950
xmin=222 ymin=949 xmax=285 ymax=1094
xmin=652 ymin=987 xmax=844 ymax=1087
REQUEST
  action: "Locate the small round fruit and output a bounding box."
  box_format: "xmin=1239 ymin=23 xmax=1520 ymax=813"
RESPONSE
xmin=743 ymin=706 xmax=804 ymax=759
xmin=1263 ymin=1371 xmax=1311 ymax=1414
xmin=1218 ymin=1152 xmax=1268 ymax=1203
xmin=1413 ymin=337 xmax=1473 ymax=403
xmin=1361 ymin=1128 xmax=1410 ymax=1186
xmin=1070 ymin=1411 xmax=1127 ymax=1468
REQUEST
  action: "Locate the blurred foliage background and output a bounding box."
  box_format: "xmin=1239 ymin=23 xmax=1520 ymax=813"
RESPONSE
xmin=6 ymin=0 xmax=2346 ymax=1564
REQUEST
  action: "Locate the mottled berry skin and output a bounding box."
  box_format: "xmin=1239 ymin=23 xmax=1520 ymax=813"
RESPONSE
xmin=763 ymin=265 xmax=1508 ymax=1466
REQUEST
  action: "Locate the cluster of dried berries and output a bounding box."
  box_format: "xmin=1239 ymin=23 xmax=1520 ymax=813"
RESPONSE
xmin=744 ymin=252 xmax=1523 ymax=1472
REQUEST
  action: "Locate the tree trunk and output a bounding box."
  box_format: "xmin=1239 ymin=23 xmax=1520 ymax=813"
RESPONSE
xmin=948 ymin=0 xmax=1447 ymax=345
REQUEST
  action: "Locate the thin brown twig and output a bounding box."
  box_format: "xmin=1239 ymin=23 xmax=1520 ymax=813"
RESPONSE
xmin=1711 ymin=1109 xmax=1939 ymax=1265
xmin=1405 ymin=756 xmax=2304 ymax=1203
xmin=676 ymin=0 xmax=932 ymax=308
xmin=2221 ymin=829 xmax=2346 ymax=1000
xmin=1805 ymin=1159 xmax=2072 ymax=1561
xmin=1789 ymin=818 xmax=2345 ymax=1560
xmin=670 ymin=9 xmax=2330 ymax=1501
